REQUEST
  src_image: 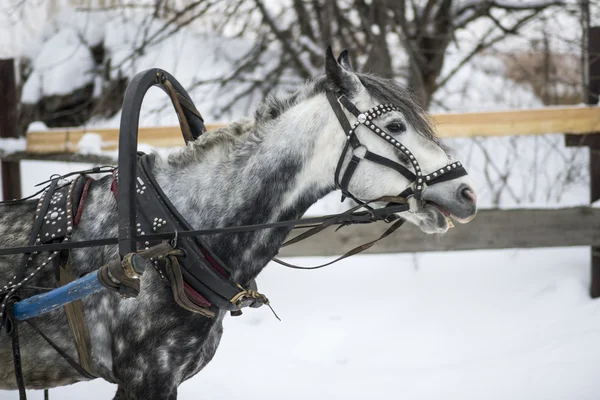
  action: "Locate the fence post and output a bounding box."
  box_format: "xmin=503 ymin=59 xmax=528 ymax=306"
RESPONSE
xmin=0 ymin=59 xmax=22 ymax=200
xmin=587 ymin=26 xmax=600 ymax=298
xmin=567 ymin=26 xmax=600 ymax=297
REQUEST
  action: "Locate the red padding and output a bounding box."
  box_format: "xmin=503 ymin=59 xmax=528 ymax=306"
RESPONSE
xmin=183 ymin=282 xmax=212 ymax=308
xmin=74 ymin=178 xmax=94 ymax=226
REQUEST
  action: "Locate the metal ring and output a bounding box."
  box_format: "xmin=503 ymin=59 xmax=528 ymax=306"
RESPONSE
xmin=170 ymin=230 xmax=178 ymax=248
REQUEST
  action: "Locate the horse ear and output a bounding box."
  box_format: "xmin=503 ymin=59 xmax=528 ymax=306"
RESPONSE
xmin=325 ymin=46 xmax=359 ymax=95
xmin=337 ymin=49 xmax=353 ymax=71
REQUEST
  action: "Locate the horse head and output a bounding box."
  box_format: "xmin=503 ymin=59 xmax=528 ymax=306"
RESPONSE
xmin=323 ymin=47 xmax=477 ymax=234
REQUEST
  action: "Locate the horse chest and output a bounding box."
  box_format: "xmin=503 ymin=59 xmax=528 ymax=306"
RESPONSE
xmin=85 ymin=273 xmax=225 ymax=385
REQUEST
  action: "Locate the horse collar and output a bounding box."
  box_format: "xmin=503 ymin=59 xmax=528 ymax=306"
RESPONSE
xmin=110 ymin=154 xmax=268 ymax=318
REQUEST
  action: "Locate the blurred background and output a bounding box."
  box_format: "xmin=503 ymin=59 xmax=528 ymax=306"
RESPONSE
xmin=1 ymin=1 xmax=600 ymax=399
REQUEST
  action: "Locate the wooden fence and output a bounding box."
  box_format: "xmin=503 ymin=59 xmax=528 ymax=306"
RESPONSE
xmin=0 ymin=26 xmax=599 ymax=295
xmin=12 ymin=106 xmax=600 ymax=258
xmin=22 ymin=106 xmax=600 ymax=154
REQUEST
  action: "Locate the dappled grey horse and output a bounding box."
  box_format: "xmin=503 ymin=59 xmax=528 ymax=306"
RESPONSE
xmin=0 ymin=48 xmax=476 ymax=399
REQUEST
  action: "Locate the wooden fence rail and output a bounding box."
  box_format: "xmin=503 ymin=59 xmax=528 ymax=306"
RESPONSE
xmin=279 ymin=208 xmax=600 ymax=257
xmin=24 ymin=105 xmax=600 ymax=154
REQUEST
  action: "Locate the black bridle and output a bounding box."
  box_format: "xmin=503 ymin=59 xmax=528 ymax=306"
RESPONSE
xmin=326 ymin=90 xmax=468 ymax=210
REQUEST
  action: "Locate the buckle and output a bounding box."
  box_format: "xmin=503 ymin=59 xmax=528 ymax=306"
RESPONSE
xmin=230 ymin=284 xmax=269 ymax=309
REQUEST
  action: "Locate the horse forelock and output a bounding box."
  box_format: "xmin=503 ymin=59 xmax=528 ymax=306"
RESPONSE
xmin=355 ymin=73 xmax=440 ymax=145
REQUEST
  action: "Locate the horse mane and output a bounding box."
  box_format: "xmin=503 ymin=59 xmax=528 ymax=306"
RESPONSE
xmin=253 ymin=73 xmax=436 ymax=141
xmin=165 ymin=72 xmax=438 ymax=167
xmin=164 ymin=118 xmax=254 ymax=167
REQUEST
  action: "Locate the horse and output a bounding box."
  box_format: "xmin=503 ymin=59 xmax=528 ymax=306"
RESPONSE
xmin=0 ymin=48 xmax=477 ymax=399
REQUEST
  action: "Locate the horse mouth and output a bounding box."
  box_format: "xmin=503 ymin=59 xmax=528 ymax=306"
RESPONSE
xmin=413 ymin=201 xmax=476 ymax=234
xmin=427 ymin=201 xmax=475 ymax=225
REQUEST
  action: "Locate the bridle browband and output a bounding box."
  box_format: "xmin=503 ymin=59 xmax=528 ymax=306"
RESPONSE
xmin=326 ymin=90 xmax=468 ymax=210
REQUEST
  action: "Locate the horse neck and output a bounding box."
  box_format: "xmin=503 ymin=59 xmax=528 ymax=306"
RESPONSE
xmin=157 ymin=94 xmax=342 ymax=282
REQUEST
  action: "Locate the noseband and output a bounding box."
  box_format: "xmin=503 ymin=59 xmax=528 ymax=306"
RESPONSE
xmin=326 ymin=90 xmax=468 ymax=208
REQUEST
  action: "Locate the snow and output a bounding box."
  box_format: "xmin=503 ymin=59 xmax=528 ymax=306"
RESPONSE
xmin=0 ymin=138 xmax=26 ymax=155
xmin=7 ymin=246 xmax=600 ymax=399
xmin=76 ymin=133 xmax=105 ymax=155
xmin=27 ymin=122 xmax=48 ymax=132
xmin=21 ymin=27 xmax=95 ymax=102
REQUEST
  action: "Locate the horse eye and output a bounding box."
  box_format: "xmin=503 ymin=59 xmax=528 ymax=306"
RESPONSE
xmin=386 ymin=122 xmax=406 ymax=134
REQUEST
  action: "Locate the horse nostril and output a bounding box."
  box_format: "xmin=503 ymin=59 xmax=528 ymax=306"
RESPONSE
xmin=461 ymin=187 xmax=477 ymax=204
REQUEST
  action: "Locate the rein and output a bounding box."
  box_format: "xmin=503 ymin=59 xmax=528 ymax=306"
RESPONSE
xmin=0 ymin=194 xmax=408 ymax=256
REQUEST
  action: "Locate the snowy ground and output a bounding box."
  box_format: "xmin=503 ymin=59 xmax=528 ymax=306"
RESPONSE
xmin=0 ymin=135 xmax=597 ymax=399
xmin=2 ymin=247 xmax=598 ymax=400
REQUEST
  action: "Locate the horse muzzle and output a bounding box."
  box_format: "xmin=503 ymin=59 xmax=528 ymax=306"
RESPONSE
xmin=420 ymin=182 xmax=477 ymax=224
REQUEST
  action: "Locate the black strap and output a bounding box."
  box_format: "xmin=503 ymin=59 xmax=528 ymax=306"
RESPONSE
xmin=326 ymin=91 xmax=352 ymax=134
xmin=25 ymin=319 xmax=96 ymax=380
xmin=9 ymin=305 xmax=26 ymax=400
xmin=0 ymin=202 xmax=410 ymax=257
xmin=33 ymin=166 xmax=114 ymax=188
xmin=281 ymin=201 xmax=373 ymax=248
xmin=326 ymin=91 xmax=360 ymax=148
xmin=364 ymin=151 xmax=416 ymax=181
xmin=15 ymin=179 xmax=59 ymax=282
xmin=426 ymin=166 xmax=468 ymax=186
xmin=334 ymin=140 xmax=352 ymax=192
xmin=338 ymin=95 xmax=362 ymax=117
xmin=339 ymin=155 xmax=361 ymax=195
xmin=273 ymin=218 xmax=405 ymax=270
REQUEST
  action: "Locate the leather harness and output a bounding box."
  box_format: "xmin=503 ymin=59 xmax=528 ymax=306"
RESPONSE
xmin=108 ymin=155 xmax=269 ymax=318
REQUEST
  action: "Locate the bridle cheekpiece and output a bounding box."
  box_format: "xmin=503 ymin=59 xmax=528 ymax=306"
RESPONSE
xmin=326 ymin=90 xmax=468 ymax=212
